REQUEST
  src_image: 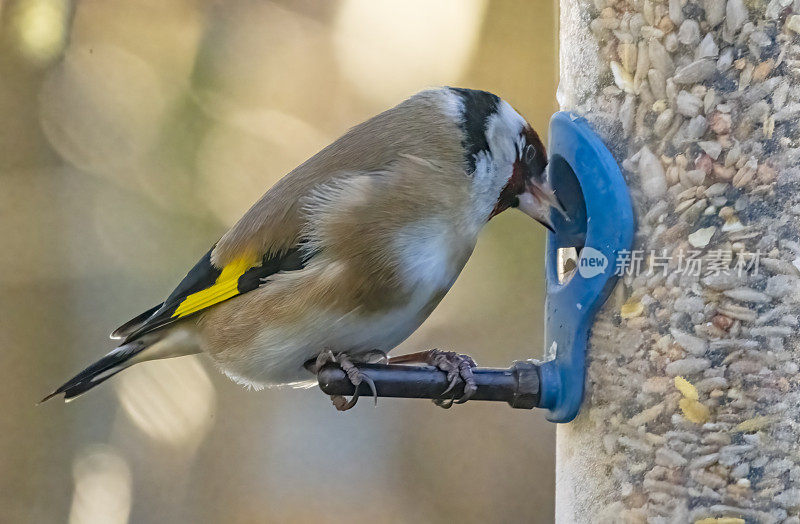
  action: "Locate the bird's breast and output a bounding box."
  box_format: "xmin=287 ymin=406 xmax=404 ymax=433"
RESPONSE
xmin=392 ymin=218 xmax=474 ymax=293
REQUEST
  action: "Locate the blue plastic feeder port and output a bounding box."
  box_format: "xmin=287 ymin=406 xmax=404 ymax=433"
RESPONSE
xmin=537 ymin=112 xmax=635 ymax=423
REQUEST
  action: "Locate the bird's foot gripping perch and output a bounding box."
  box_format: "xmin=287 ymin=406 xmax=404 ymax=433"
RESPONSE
xmin=389 ymin=349 xmax=477 ymax=408
xmin=310 ymin=350 xmax=378 ymax=411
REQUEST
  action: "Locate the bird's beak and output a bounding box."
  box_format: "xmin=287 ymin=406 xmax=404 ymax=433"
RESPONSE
xmin=517 ymin=180 xmax=568 ymax=232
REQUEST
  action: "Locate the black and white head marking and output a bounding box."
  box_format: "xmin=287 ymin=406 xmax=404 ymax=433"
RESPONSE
xmin=447 ymin=88 xmax=501 ymax=173
xmin=446 ymin=87 xmax=545 ymax=224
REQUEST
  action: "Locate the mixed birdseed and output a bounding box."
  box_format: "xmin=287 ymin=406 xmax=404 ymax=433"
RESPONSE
xmin=557 ymin=0 xmax=800 ymax=521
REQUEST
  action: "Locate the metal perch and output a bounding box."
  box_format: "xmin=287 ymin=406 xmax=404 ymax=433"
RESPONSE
xmin=316 ymin=361 xmax=541 ymax=409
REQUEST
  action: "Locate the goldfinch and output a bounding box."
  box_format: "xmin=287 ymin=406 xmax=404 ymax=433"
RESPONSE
xmin=43 ymin=87 xmax=562 ymax=409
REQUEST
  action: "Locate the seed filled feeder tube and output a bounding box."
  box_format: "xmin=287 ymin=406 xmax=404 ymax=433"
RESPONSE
xmin=554 ymin=0 xmax=800 ymax=520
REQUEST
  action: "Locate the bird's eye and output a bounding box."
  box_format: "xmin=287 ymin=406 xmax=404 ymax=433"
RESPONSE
xmin=524 ymin=144 xmax=536 ymax=163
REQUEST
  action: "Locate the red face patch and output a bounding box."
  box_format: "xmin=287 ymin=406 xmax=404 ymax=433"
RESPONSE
xmin=489 ymin=125 xmax=548 ymax=219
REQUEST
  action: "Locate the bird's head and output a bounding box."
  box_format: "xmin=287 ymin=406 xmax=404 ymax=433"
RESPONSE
xmin=448 ymin=87 xmax=565 ymax=231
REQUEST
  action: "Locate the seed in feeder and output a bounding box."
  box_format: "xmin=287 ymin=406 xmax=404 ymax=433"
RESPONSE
xmin=618 ymin=43 xmax=637 ymax=75
xmin=752 ymin=59 xmax=774 ymax=82
xmin=648 ymin=69 xmax=667 ymax=98
xmin=726 ymin=0 xmax=747 ymax=33
xmin=562 ymin=0 xmax=800 ymax=510
xmin=679 ymin=398 xmax=710 ymax=424
xmin=711 ymin=314 xmax=734 ymax=331
xmin=659 ymin=15 xmax=675 ymax=33
xmin=621 ymin=300 xmax=644 ymax=318
xmin=712 ymin=164 xmax=735 ymax=180
xmin=745 ymin=101 xmax=769 ymax=124
xmin=668 ymin=0 xmax=683 ymax=23
xmin=703 ymin=89 xmax=717 ymax=114
xmin=633 ymin=40 xmax=649 ymax=86
xmin=735 ymin=416 xmax=774 ymax=433
xmin=638 ymin=146 xmax=668 ymax=198
xmin=703 ymin=0 xmax=726 ymax=27
xmin=629 ymin=402 xmax=665 ymax=426
xmin=654 ymin=108 xmax=675 ymax=136
xmin=721 ymin=217 xmax=745 ymax=232
xmin=678 ymin=20 xmax=701 ymax=45
xmin=688 ymin=226 xmax=716 ymax=247
xmin=757 ymin=163 xmax=776 ymax=183
xmin=648 ymin=38 xmax=675 ymax=75
xmin=723 ymin=287 xmax=771 ymax=303
xmin=655 ymin=446 xmax=688 ymax=467
xmin=708 ymin=111 xmax=732 ymax=134
xmin=665 ymin=34 xmax=679 ymax=54
xmin=677 ymin=91 xmax=703 ymax=116
xmin=695 ymin=154 xmax=713 ymax=174
xmin=676 ymin=198 xmax=697 ymax=213
xmin=763 ymin=116 xmax=775 ymax=140
xmin=683 ymin=169 xmax=707 ymax=186
xmin=686 ymin=115 xmax=708 ymax=140
xmin=733 ymin=159 xmax=757 ymax=188
xmin=611 ymin=61 xmax=636 ymax=93
xmin=787 ymin=15 xmax=800 ymax=34
xmin=672 ymin=328 xmax=708 ymax=355
xmin=698 ymin=34 xmax=719 ymax=58
xmin=705 ymin=182 xmax=728 ymax=197
xmin=698 ymin=141 xmax=723 ymax=160
xmin=666 ymin=358 xmax=711 ymax=376
xmin=675 ymin=376 xmax=699 ymax=400
xmin=717 ymin=48 xmax=734 ymax=71
xmin=739 ymin=63 xmax=754 ymax=87
xmin=725 ymin=143 xmax=741 ymax=167
xmin=673 ymin=59 xmax=716 ymax=83
xmin=684 ymin=201 xmax=709 ymax=223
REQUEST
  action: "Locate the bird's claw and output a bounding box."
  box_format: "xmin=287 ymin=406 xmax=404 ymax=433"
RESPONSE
xmin=314 ymin=350 xmax=378 ymax=411
xmin=427 ymin=350 xmax=477 ymax=408
xmin=362 ymin=349 xmax=389 ymax=364
xmin=339 ymin=357 xmax=378 ymax=407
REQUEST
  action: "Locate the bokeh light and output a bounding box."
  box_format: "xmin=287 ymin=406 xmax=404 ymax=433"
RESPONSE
xmin=39 ymin=45 xmax=166 ymax=177
xmin=334 ymin=0 xmax=488 ymax=105
xmin=193 ymin=2 xmax=338 ymax=122
xmin=114 ymin=356 xmax=215 ymax=448
xmin=9 ymin=0 xmax=69 ymax=65
xmin=196 ymin=108 xmax=330 ymax=225
xmin=68 ymin=445 xmax=132 ymax=524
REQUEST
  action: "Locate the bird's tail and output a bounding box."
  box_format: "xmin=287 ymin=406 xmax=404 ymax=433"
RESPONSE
xmin=41 ymin=328 xmax=201 ymax=403
xmin=41 ymin=340 xmax=148 ymax=402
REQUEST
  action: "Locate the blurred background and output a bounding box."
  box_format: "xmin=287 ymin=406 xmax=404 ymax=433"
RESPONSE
xmin=0 ymin=1 xmax=557 ymax=522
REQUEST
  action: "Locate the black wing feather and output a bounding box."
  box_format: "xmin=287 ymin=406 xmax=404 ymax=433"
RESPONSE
xmin=121 ymin=246 xmax=309 ymax=343
xmin=110 ymin=303 xmax=164 ymax=339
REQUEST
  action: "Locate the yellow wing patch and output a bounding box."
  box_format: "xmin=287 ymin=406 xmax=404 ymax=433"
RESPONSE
xmin=119 ymin=247 xmax=307 ymax=342
xmin=172 ymin=257 xmax=256 ymax=318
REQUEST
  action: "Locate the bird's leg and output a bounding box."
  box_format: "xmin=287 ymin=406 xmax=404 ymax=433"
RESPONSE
xmin=389 ymin=349 xmax=477 ymax=408
xmin=310 ymin=350 xmax=377 ymax=411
